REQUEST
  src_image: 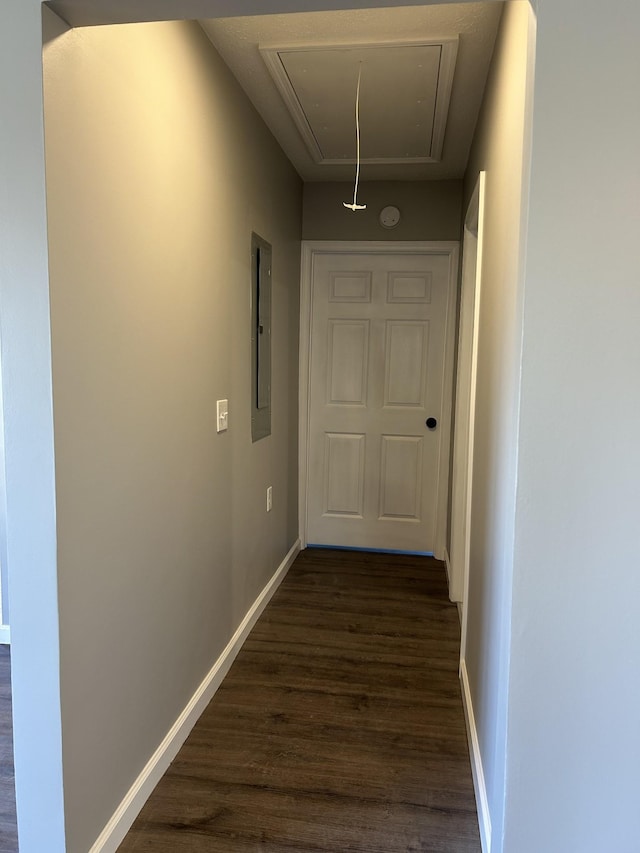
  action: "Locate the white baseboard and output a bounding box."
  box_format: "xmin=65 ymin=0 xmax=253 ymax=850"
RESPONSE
xmin=460 ymin=657 xmax=491 ymax=853
xmin=89 ymin=538 xmax=301 ymax=853
xmin=0 ymin=625 xmax=10 ymax=645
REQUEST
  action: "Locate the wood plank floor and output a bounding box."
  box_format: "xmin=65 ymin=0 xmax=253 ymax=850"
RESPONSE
xmin=0 ymin=646 xmax=17 ymax=853
xmin=119 ymin=548 xmax=480 ymax=852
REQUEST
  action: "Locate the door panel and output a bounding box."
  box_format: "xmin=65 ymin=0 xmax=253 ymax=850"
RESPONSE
xmin=384 ymin=320 xmax=429 ymax=407
xmin=379 ymin=435 xmax=423 ymax=520
xmin=323 ymin=432 xmax=366 ymax=517
xmin=329 ymin=271 xmax=372 ymax=302
xmin=387 ymin=271 xmax=432 ymax=303
xmin=306 ymin=250 xmax=453 ymax=553
xmin=327 ymin=320 xmax=369 ymax=405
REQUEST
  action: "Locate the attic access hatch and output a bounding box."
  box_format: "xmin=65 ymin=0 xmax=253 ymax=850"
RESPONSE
xmin=260 ymin=39 xmax=458 ymax=166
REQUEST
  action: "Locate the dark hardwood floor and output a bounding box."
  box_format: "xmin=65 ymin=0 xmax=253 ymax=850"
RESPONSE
xmin=119 ymin=548 xmax=480 ymax=852
xmin=0 ymin=646 xmax=17 ymax=853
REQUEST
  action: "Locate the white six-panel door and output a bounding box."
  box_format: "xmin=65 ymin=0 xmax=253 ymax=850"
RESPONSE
xmin=302 ymin=245 xmax=457 ymax=554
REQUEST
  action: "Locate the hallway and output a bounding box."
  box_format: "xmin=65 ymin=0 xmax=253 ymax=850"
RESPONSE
xmin=119 ymin=548 xmax=480 ymax=852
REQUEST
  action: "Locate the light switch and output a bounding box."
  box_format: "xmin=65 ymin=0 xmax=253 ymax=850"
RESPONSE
xmin=216 ymin=399 xmax=228 ymax=433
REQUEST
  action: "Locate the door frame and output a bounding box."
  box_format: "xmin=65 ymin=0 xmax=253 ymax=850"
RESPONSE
xmin=449 ymin=172 xmax=486 ymax=606
xmin=458 ymin=174 xmax=486 ymax=655
xmin=299 ymin=240 xmax=460 ymax=557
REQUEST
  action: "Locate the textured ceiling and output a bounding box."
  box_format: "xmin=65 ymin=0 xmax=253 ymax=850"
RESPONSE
xmin=200 ymin=3 xmax=503 ymax=182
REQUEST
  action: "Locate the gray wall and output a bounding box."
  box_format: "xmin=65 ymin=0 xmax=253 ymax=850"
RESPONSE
xmin=303 ymin=180 xmax=463 ymax=242
xmin=507 ymin=0 xmax=640 ymax=850
xmin=44 ymin=19 xmax=301 ymax=852
xmin=4 ymin=1 xmax=640 ymax=852
xmin=461 ymin=2 xmax=535 ymax=845
xmin=465 ymin=0 xmax=640 ymax=850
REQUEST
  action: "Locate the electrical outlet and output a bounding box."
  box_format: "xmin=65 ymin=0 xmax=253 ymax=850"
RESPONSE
xmin=266 ymin=486 xmax=273 ymax=512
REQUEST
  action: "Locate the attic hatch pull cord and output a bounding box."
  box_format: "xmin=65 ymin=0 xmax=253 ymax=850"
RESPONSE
xmin=343 ymin=62 xmax=366 ymax=212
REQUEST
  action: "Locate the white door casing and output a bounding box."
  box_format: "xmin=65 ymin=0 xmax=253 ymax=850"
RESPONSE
xmin=451 ymin=173 xmax=485 ymax=636
xmin=299 ymin=242 xmax=459 ymax=557
xmin=449 ymin=174 xmax=486 ymax=604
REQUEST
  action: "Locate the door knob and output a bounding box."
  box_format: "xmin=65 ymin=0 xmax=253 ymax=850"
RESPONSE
xmin=426 ymin=417 xmax=438 ymax=430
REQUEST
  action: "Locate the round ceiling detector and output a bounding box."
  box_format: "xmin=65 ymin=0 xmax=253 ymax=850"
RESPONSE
xmin=380 ymin=205 xmax=401 ymax=229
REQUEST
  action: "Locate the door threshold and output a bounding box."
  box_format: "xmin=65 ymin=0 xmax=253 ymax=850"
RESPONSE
xmin=306 ymin=544 xmax=435 ymax=557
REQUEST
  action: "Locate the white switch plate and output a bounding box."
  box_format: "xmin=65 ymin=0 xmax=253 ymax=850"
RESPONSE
xmin=266 ymin=486 xmax=273 ymax=512
xmin=216 ymin=399 xmax=228 ymax=433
